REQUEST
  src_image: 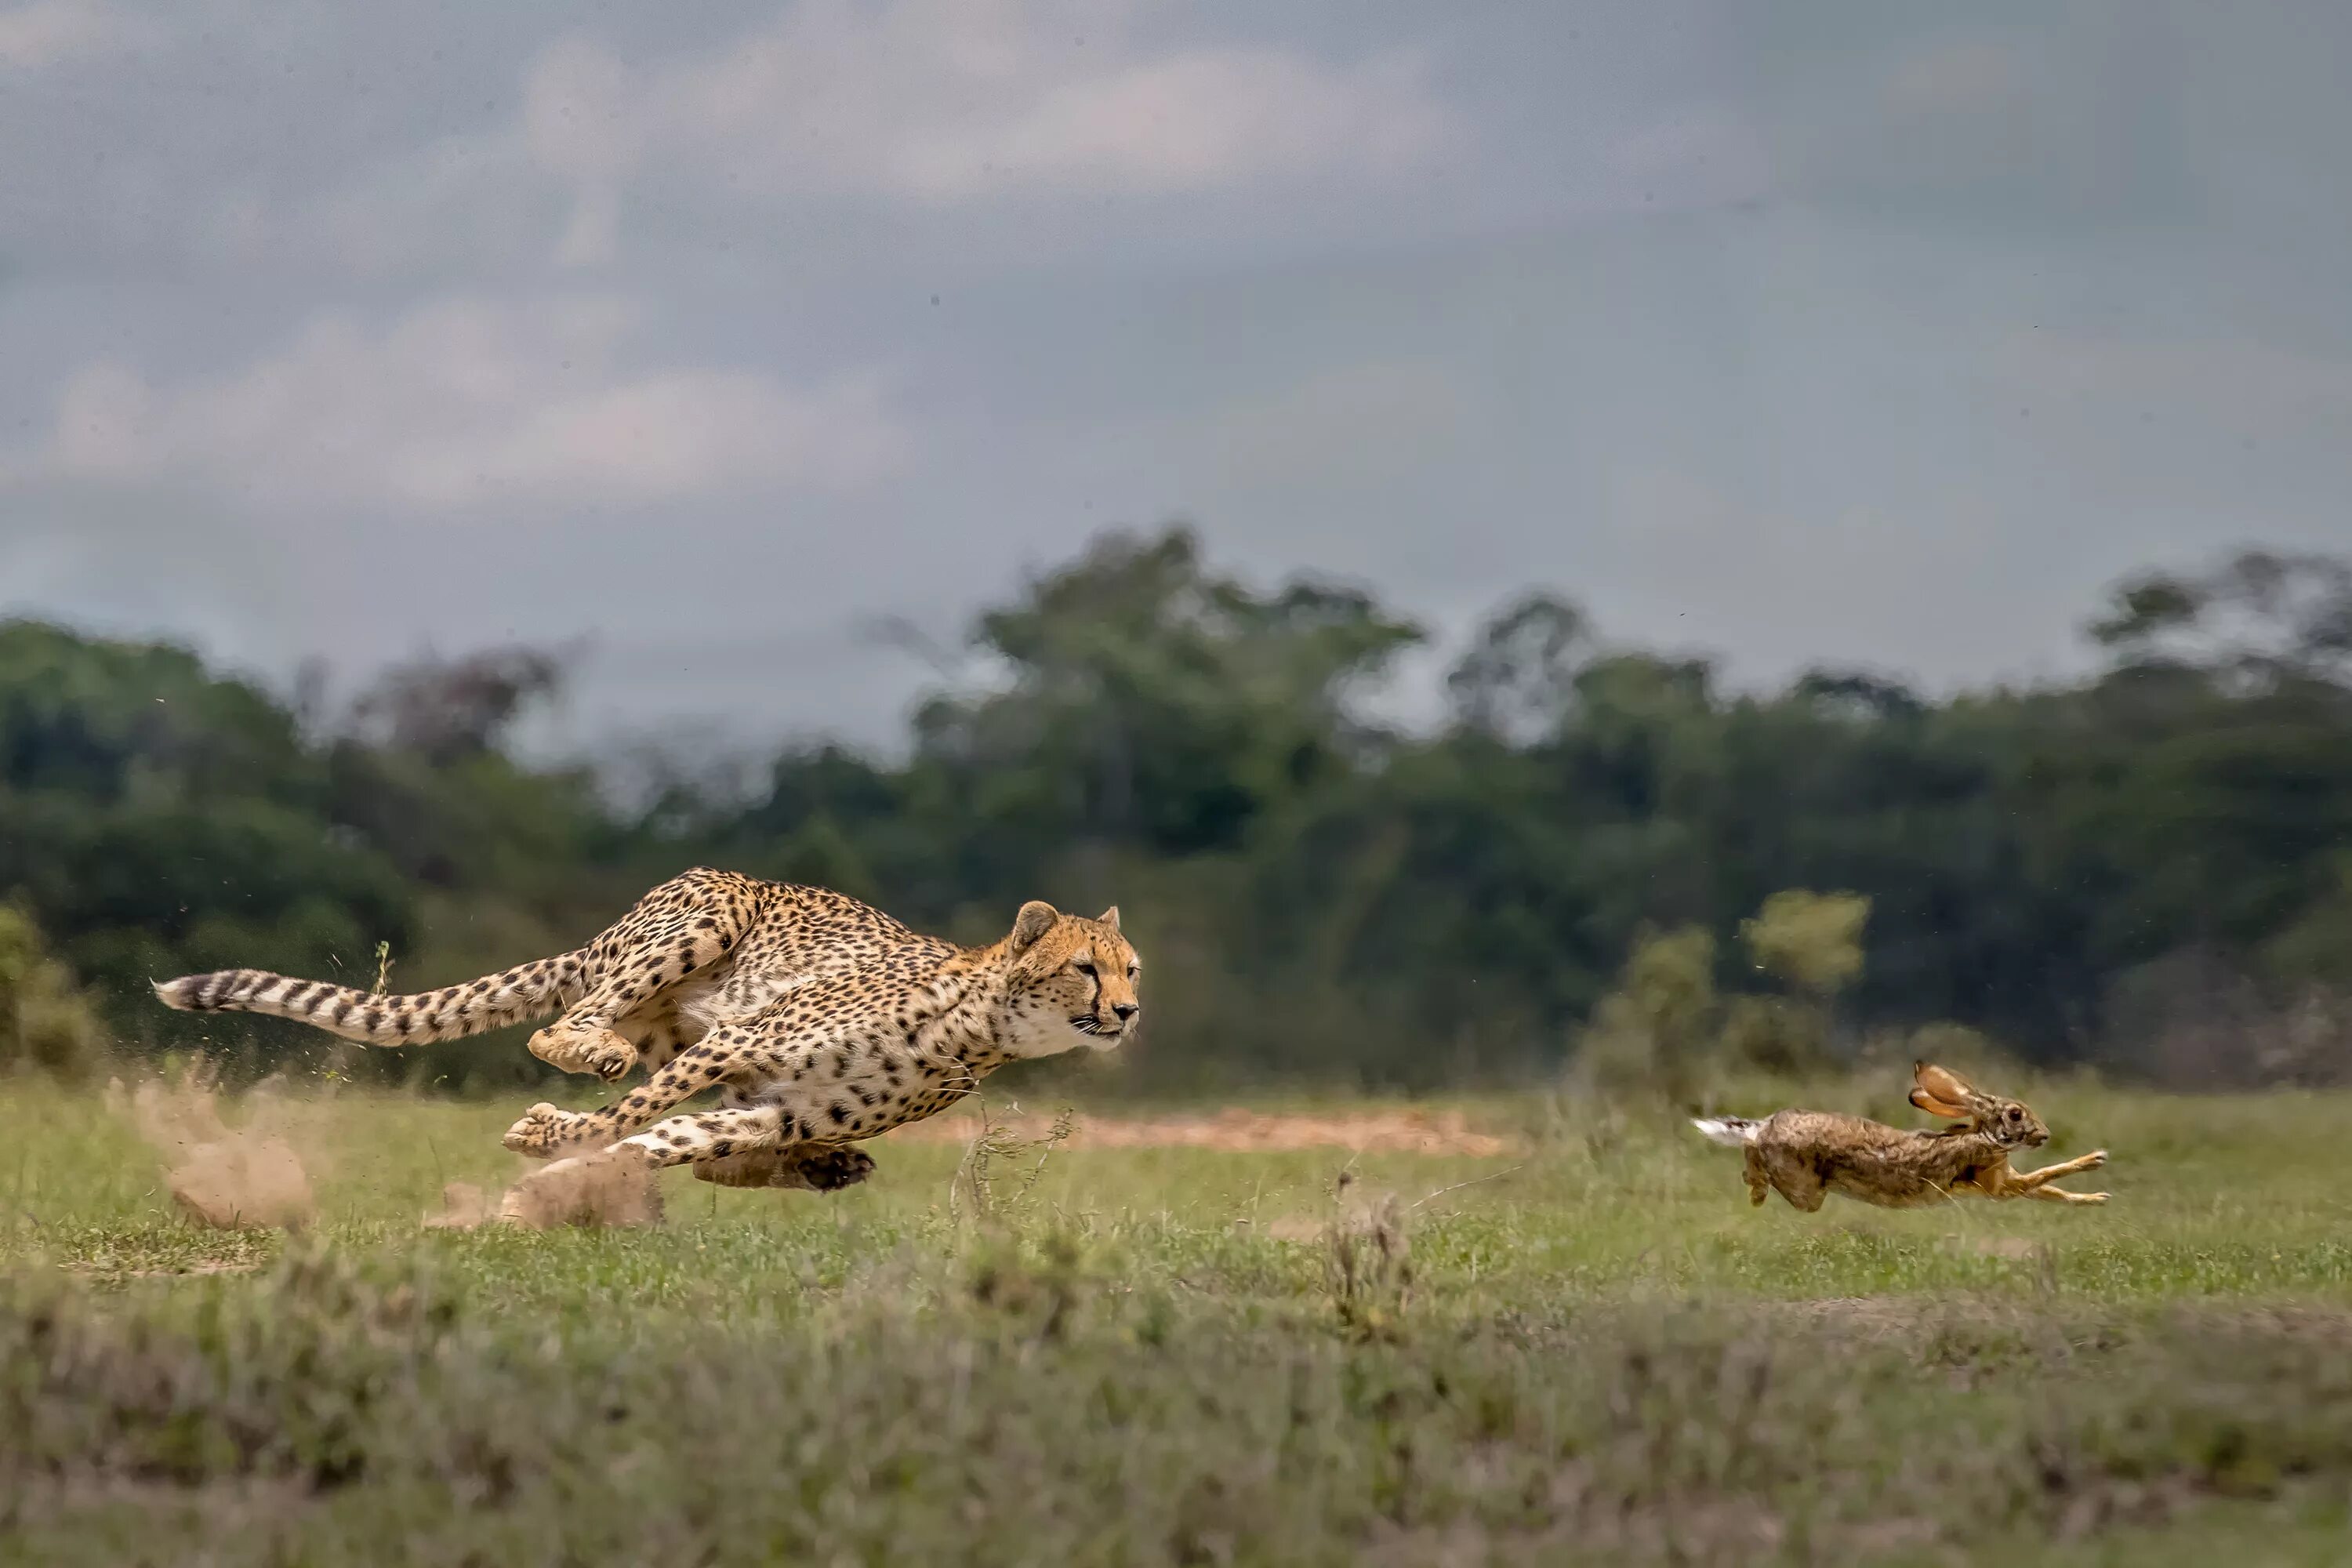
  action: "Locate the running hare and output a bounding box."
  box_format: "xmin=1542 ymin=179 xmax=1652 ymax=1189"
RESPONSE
xmin=1691 ymin=1062 xmax=2110 ymax=1211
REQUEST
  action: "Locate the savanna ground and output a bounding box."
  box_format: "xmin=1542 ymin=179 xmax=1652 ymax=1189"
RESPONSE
xmin=2 ymin=1067 xmax=2349 ymax=1566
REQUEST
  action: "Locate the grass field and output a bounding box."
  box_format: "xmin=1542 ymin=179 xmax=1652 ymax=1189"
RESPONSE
xmin=4 ymin=1069 xmax=2350 ymax=1565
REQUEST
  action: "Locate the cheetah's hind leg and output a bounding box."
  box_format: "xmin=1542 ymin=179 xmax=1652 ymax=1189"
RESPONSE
xmin=527 ymin=1018 xmax=639 ymax=1083
xmin=692 ymin=1145 xmax=877 ymax=1192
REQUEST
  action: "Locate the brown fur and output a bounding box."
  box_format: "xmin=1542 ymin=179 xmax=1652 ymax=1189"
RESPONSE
xmin=1693 ymin=1062 xmax=2111 ymax=1212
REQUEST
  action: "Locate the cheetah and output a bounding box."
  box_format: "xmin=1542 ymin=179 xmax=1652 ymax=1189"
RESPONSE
xmin=153 ymin=869 xmax=1142 ymax=1192
xmin=495 ymin=895 xmax=1138 ymax=1200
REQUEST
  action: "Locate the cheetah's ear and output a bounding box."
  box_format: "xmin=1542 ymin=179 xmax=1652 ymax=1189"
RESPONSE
xmin=1009 ymin=900 xmax=1060 ymax=951
xmin=1097 ymin=906 xmax=1120 ymax=932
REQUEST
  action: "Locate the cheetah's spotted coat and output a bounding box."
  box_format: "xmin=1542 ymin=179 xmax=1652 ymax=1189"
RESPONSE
xmin=155 ymin=869 xmax=1142 ymax=1192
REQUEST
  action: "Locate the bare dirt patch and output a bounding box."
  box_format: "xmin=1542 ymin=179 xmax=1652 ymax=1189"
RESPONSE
xmin=886 ymin=1105 xmax=1519 ymax=1157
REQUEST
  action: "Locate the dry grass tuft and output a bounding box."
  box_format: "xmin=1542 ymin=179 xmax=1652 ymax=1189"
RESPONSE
xmin=949 ymin=1102 xmax=1075 ymax=1225
xmin=1323 ymin=1170 xmax=1414 ymax=1341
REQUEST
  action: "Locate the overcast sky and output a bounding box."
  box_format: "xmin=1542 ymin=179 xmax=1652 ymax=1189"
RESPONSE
xmin=3 ymin=0 xmax=2348 ymax=754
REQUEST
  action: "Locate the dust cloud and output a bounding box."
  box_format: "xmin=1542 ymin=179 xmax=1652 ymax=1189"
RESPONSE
xmin=422 ymin=1148 xmax=666 ymax=1231
xmin=106 ymin=1065 xmax=318 ymax=1231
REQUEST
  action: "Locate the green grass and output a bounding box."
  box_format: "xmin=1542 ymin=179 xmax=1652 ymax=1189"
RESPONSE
xmin=3 ymin=1073 xmax=2350 ymax=1565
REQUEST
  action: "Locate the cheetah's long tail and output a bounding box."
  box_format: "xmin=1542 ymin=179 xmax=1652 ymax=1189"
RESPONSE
xmin=152 ymin=953 xmax=586 ymax=1047
xmin=1690 ymin=1116 xmax=1765 ymax=1149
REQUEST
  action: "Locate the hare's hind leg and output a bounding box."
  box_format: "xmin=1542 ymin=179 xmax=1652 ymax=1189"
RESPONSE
xmin=1757 ymin=1149 xmax=1827 ymax=1211
xmin=1742 ymin=1148 xmax=1769 ymax=1206
xmin=1775 ymin=1178 xmax=1828 ymax=1212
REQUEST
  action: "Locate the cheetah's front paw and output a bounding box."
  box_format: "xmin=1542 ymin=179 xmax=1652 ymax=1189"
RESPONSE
xmin=503 ymin=1102 xmax=592 ymax=1157
xmin=2082 ymin=1149 xmax=2109 ymax=1169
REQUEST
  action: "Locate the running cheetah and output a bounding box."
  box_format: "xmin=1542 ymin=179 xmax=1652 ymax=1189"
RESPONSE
xmin=154 ymin=869 xmax=1142 ymax=1192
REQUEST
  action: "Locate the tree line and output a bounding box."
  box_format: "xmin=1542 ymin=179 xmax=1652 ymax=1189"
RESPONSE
xmin=3 ymin=528 xmax=2347 ymax=1092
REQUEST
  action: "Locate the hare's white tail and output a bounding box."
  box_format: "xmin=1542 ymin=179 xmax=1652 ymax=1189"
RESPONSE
xmin=1690 ymin=1116 xmax=1764 ymax=1149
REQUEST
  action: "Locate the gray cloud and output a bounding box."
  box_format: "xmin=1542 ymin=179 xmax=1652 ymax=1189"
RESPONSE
xmin=10 ymin=293 xmax=905 ymax=513
xmin=0 ymin=0 xmax=158 ymax=69
xmin=2 ymin=1 xmax=2348 ymax=752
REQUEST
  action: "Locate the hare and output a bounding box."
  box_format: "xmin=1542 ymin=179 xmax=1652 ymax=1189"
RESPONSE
xmin=1691 ymin=1062 xmax=2110 ymax=1211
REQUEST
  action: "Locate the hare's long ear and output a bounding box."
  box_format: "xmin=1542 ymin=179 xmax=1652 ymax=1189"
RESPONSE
xmin=1909 ymin=1087 xmax=1969 ymax=1119
xmin=1911 ymin=1062 xmax=1973 ymax=1121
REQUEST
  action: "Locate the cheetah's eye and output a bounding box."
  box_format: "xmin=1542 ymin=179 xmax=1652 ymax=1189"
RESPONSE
xmin=1127 ymin=964 xmax=1139 ymax=979
xmin=1075 ymin=960 xmax=1097 ymax=977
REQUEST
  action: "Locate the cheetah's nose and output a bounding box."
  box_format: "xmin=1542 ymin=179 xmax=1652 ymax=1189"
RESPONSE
xmin=1112 ymin=1003 xmax=1139 ymax=1023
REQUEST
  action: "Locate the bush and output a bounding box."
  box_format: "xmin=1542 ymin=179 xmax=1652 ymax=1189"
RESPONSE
xmin=1573 ymin=924 xmax=1719 ymax=1103
xmin=0 ymin=902 xmax=107 ymax=1080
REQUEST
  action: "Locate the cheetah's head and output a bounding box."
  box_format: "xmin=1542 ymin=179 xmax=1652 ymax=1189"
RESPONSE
xmin=998 ymin=901 xmax=1142 ymax=1057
